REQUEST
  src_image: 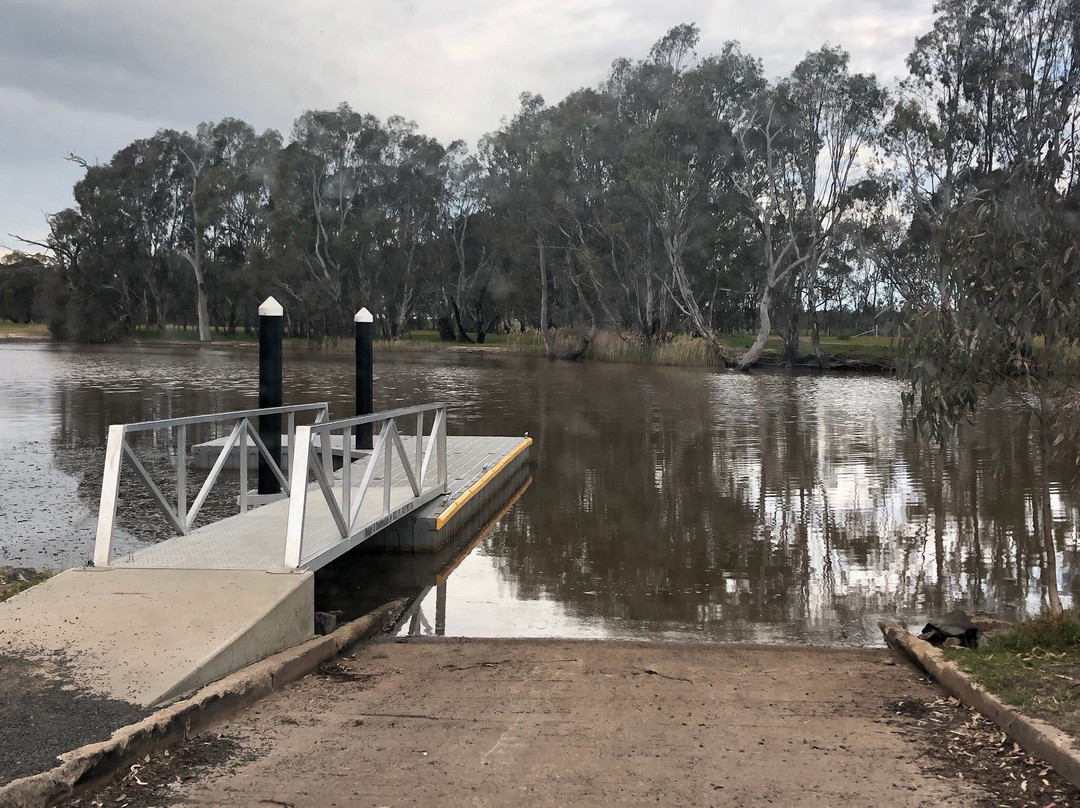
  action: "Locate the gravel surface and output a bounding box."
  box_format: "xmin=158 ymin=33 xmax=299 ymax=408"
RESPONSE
xmin=61 ymin=735 xmax=257 ymax=808
xmin=0 ymin=654 xmax=147 ymax=786
xmin=0 ymin=447 xmax=260 ymax=792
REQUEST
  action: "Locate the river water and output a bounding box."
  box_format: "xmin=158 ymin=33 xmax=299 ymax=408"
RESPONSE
xmin=0 ymin=341 xmax=1076 ymax=646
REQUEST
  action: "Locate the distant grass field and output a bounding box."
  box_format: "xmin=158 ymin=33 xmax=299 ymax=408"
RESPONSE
xmin=720 ymin=332 xmax=895 ymax=355
xmin=133 ymin=326 xmax=259 ymax=343
xmin=0 ymin=322 xmax=49 ymax=339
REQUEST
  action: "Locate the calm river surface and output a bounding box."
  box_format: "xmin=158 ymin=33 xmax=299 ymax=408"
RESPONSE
xmin=0 ymin=341 xmax=1077 ymax=646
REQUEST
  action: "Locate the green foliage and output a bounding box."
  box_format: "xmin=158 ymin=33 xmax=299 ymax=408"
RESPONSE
xmin=894 ymin=0 xmax=1080 ymax=429
xmin=0 ymin=252 xmax=46 ymax=323
xmin=899 ymin=176 xmax=1080 ymax=443
xmin=948 ymin=612 xmax=1080 ymax=733
xmin=894 ymin=0 xmax=1080 ymax=615
xmin=978 ymin=611 xmax=1080 ymax=656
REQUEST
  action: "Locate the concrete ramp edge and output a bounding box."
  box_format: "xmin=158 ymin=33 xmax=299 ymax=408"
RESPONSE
xmin=155 ymin=573 xmax=315 ymax=705
xmin=879 ymin=619 xmax=1080 ymax=790
xmin=0 ymin=598 xmax=408 ymax=808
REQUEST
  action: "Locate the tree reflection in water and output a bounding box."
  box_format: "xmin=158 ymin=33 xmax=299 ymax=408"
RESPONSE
xmin=481 ymin=366 xmax=1078 ymax=645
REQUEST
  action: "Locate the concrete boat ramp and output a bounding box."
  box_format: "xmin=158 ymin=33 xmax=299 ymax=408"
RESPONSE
xmin=0 ymin=403 xmax=530 ymax=708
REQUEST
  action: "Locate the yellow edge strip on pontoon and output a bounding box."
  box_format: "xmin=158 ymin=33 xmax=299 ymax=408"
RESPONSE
xmin=434 ymin=437 xmax=533 ymax=531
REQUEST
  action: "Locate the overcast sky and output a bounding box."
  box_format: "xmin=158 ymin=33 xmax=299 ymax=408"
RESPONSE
xmin=0 ymin=0 xmax=935 ymax=251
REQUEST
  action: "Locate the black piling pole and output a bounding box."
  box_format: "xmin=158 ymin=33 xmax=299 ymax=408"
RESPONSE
xmin=258 ymin=296 xmax=283 ymax=495
xmin=355 ymin=307 xmax=373 ymax=450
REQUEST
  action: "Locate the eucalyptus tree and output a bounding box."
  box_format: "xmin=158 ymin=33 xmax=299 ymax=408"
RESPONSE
xmin=980 ymin=0 xmax=1079 ymax=188
xmin=169 ymin=120 xmax=281 ymax=339
xmin=110 ymin=134 xmax=189 ymax=334
xmin=620 ymin=26 xmax=750 ymax=363
xmin=885 ymin=0 xmax=1002 ymax=312
xmin=481 ymin=92 xmax=560 ymax=357
xmin=377 ymin=116 xmax=449 ymax=338
xmin=826 ymin=197 xmax=904 ymax=333
xmin=599 ymin=57 xmax=665 ymax=338
xmin=437 ymin=143 xmax=524 ymax=343
xmin=170 ymin=129 xmax=214 ymax=341
xmin=490 ymin=85 xmax=639 ymax=357
xmin=598 ymin=35 xmax=762 ymax=344
xmin=197 ymin=119 xmax=281 ymax=334
xmin=438 ymin=144 xmax=498 ymax=342
xmin=688 ymin=45 xmax=770 ymax=337
xmin=536 ymin=87 xmax=625 ymax=358
xmin=733 ymin=46 xmax=885 ymax=368
xmin=28 ymin=162 xmax=144 ymax=341
xmin=271 ymin=104 xmax=388 ymax=335
xmin=26 ymin=208 xmax=92 ymax=340
xmin=894 ymin=0 xmax=1080 ymax=616
xmin=901 ymin=176 xmax=1080 ymax=616
xmin=52 ymin=135 xmax=196 ymax=335
xmin=0 ymin=252 xmax=46 ymax=324
xmin=787 ymin=49 xmax=886 ymax=357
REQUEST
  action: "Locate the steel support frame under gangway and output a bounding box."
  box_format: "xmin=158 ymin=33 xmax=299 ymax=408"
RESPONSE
xmin=94 ymin=402 xmax=448 ymax=571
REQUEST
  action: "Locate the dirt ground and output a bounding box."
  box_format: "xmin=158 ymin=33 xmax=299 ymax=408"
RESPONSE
xmin=62 ymin=639 xmax=1080 ymax=808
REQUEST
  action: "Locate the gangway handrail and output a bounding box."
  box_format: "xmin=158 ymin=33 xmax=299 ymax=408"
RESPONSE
xmin=94 ymin=402 xmax=330 ymax=567
xmin=283 ymin=403 xmax=448 ymax=570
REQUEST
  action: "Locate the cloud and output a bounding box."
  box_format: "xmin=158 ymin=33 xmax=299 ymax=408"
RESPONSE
xmin=0 ymin=0 xmax=935 ymax=244
xmin=1 ymin=2 xmax=219 ymax=121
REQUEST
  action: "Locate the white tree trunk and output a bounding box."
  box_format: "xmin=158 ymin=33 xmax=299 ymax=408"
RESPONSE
xmin=537 ymin=234 xmax=556 ymax=359
xmin=739 ymin=283 xmax=773 ymax=370
xmin=179 ymin=249 xmax=211 ymax=342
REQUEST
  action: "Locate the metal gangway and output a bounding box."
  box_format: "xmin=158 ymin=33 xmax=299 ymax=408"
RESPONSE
xmin=94 ymin=402 xmax=448 ymax=572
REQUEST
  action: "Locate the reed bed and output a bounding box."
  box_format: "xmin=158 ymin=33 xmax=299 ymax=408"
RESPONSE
xmin=503 ymin=328 xmax=728 ymax=367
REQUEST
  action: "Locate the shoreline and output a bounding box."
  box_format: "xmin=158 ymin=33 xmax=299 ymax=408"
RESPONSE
xmin=0 ymin=332 xmax=897 ymax=373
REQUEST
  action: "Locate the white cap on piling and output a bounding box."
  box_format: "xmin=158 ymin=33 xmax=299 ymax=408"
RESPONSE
xmin=259 ymin=296 xmax=283 ymax=317
xmin=355 ymin=307 xmax=373 ymax=323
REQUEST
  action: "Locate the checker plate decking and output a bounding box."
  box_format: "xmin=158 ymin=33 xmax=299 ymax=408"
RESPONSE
xmin=112 ymin=436 xmax=526 ymax=571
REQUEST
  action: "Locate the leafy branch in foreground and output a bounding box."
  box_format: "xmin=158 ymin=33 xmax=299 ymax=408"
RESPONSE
xmin=899 ymin=172 xmax=1080 ymax=616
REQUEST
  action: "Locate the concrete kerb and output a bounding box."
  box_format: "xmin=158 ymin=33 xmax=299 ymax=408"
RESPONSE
xmin=0 ymin=597 xmax=409 ymax=808
xmin=879 ymin=619 xmax=1080 ymax=790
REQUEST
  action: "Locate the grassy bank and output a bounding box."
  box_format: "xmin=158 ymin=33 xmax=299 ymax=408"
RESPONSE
xmin=7 ymin=321 xmax=896 ymax=370
xmin=504 ymin=327 xmax=895 ymax=368
xmin=0 ymin=568 xmax=50 ymax=603
xmin=947 ymin=611 xmax=1080 ymax=737
xmin=125 ymin=324 xmax=895 ymax=368
xmin=0 ymin=322 xmax=49 ymax=340
xmin=503 ymin=328 xmax=723 ymax=366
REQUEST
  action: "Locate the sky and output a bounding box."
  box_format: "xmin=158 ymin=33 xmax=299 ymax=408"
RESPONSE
xmin=0 ymin=0 xmax=936 ymax=252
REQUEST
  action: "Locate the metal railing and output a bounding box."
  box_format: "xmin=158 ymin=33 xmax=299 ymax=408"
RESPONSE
xmin=94 ymin=403 xmax=330 ymax=567
xmin=284 ymin=403 xmax=448 ymax=570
